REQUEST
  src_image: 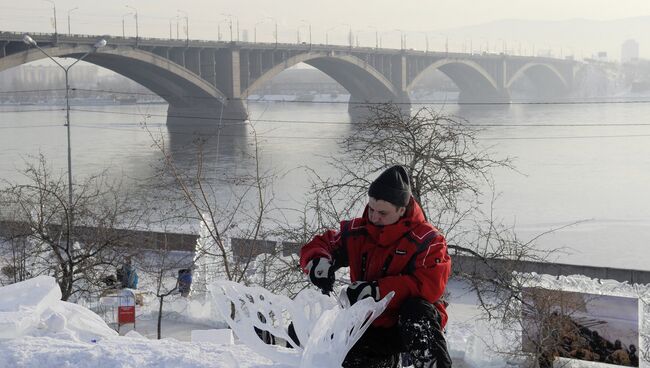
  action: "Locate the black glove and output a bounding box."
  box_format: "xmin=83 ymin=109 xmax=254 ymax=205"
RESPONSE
xmin=344 ymin=281 xmax=379 ymax=305
xmin=306 ymin=257 xmax=335 ymax=294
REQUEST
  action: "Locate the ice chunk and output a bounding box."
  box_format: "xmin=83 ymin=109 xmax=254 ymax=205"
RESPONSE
xmin=191 ymin=329 xmax=234 ymax=345
xmin=0 ymin=276 xmax=61 ymax=339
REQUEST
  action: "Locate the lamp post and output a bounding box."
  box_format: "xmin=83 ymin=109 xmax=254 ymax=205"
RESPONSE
xmin=168 ymin=16 xmax=175 ymax=39
xmin=325 ymin=26 xmax=334 ymax=46
xmin=221 ymin=13 xmax=234 ymax=42
xmin=122 ymin=13 xmax=132 ymax=38
xmin=254 ymin=20 xmax=262 ymax=43
xmin=274 ymin=19 xmax=278 ymax=47
xmin=366 ymin=26 xmax=379 ymax=49
xmin=44 ymin=0 xmax=58 ymax=40
xmin=343 ymin=23 xmax=352 ymax=48
xmin=254 ymin=17 xmax=273 ymax=43
xmin=22 ymin=34 xmax=106 ymax=232
xmin=125 ymin=5 xmax=138 ymax=43
xmin=177 ymin=9 xmax=189 ymax=44
xmin=299 ymin=20 xmax=311 ymax=47
xmin=393 ymin=29 xmax=406 ymax=50
xmin=67 ymin=7 xmax=78 ymax=36
xmin=422 ymin=32 xmax=430 ymax=52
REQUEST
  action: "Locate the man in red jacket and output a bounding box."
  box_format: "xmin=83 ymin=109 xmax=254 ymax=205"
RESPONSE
xmin=300 ymin=165 xmax=452 ymax=368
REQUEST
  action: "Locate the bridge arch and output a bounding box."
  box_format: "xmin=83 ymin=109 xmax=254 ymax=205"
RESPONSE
xmin=0 ymin=44 xmax=232 ymax=119
xmin=507 ymin=62 xmax=570 ymax=97
xmin=242 ymin=51 xmax=403 ymax=106
xmin=407 ymin=59 xmax=505 ymax=102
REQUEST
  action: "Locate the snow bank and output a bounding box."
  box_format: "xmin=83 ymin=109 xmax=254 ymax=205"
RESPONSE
xmin=0 ymin=275 xmax=61 ymax=339
xmin=0 ymin=335 xmax=267 ymax=368
xmin=0 ymin=276 xmax=117 ymax=342
xmin=191 ymin=329 xmax=234 ymax=344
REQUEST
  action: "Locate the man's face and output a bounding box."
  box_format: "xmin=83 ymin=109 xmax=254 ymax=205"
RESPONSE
xmin=367 ymin=197 xmax=406 ymax=226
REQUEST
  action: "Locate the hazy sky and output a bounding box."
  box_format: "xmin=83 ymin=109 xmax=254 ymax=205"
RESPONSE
xmin=4 ymin=0 xmax=650 ymax=33
xmin=3 ymin=0 xmax=650 ymax=55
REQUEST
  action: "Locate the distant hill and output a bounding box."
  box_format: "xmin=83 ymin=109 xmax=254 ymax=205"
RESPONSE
xmin=440 ymin=17 xmax=650 ymax=61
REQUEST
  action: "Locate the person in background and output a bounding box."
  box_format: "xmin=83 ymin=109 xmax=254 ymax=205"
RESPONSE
xmin=118 ymin=256 xmax=138 ymax=289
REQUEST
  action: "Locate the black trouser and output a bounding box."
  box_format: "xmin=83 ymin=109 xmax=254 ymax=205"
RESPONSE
xmin=342 ymin=298 xmax=452 ymax=368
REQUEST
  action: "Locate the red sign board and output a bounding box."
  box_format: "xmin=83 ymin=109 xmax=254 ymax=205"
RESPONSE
xmin=118 ymin=306 xmax=136 ymax=325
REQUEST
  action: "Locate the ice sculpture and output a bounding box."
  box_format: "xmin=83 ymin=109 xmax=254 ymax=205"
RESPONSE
xmin=209 ymin=280 xmax=393 ymax=368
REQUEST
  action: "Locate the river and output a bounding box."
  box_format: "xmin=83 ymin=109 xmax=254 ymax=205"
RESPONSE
xmin=1 ymin=100 xmax=649 ymax=270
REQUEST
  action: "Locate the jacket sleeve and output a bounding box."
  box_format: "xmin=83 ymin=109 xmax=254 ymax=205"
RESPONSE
xmin=299 ymin=228 xmax=342 ymax=273
xmin=377 ymin=233 xmax=451 ymax=315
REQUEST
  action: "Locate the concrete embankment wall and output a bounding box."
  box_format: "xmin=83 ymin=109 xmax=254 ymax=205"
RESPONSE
xmin=451 ymin=253 xmax=650 ymax=285
xmin=0 ymin=221 xmax=198 ymax=252
xmin=2 ymin=220 xmax=648 ymax=285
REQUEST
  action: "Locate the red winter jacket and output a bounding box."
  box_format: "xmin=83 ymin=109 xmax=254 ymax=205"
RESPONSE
xmin=300 ymin=197 xmax=451 ymax=328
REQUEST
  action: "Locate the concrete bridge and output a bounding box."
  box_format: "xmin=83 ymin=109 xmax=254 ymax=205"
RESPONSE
xmin=0 ymin=31 xmax=576 ymax=121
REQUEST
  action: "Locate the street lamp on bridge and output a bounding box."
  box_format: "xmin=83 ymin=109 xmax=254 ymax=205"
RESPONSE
xmin=365 ymin=26 xmax=379 ymax=49
xmin=325 ymin=26 xmax=334 ymax=46
xmin=422 ymin=32 xmax=430 ymax=52
xmin=254 ymin=17 xmax=274 ymax=44
xmin=298 ymin=19 xmax=311 ymax=47
xmin=342 ymin=23 xmax=352 ymax=48
xmin=22 ymin=34 xmax=107 ymax=247
xmin=216 ymin=20 xmax=223 ymax=41
xmin=125 ymin=5 xmax=139 ymax=43
xmin=122 ymin=13 xmax=132 ymax=38
xmin=177 ymin=9 xmax=189 ymax=44
xmin=325 ymin=24 xmax=351 ymax=47
xmin=168 ymin=16 xmax=176 ymax=39
xmin=43 ymin=0 xmax=58 ymax=39
xmin=221 ymin=13 xmax=234 ymax=42
xmin=67 ymin=7 xmax=78 ymax=36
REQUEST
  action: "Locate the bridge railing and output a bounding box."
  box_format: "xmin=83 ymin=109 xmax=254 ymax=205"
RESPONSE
xmin=0 ymin=30 xmax=576 ymax=64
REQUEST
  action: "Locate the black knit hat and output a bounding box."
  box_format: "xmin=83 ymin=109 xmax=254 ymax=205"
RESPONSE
xmin=368 ymin=165 xmax=411 ymax=207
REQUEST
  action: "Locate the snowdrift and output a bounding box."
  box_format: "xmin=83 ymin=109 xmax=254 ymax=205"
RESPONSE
xmin=0 ymin=275 xmax=117 ymax=342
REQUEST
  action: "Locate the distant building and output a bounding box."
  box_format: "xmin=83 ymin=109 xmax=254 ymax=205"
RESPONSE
xmin=241 ymin=30 xmax=249 ymax=43
xmin=621 ymin=39 xmax=639 ymax=63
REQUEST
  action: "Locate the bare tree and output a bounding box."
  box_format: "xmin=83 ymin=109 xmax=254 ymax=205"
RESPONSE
xmin=306 ymin=103 xmax=511 ymax=223
xmin=145 ymin=122 xmax=286 ymax=292
xmin=0 ymin=212 xmax=44 ymax=285
xmin=0 ymin=154 xmax=146 ymax=300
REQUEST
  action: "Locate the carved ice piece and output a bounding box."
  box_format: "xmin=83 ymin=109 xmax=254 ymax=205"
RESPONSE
xmin=209 ymin=280 xmax=393 ymax=367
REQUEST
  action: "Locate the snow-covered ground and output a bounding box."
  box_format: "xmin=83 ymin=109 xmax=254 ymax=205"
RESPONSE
xmin=0 ymin=276 xmax=479 ymax=367
xmin=0 ymin=275 xmax=646 ymax=368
